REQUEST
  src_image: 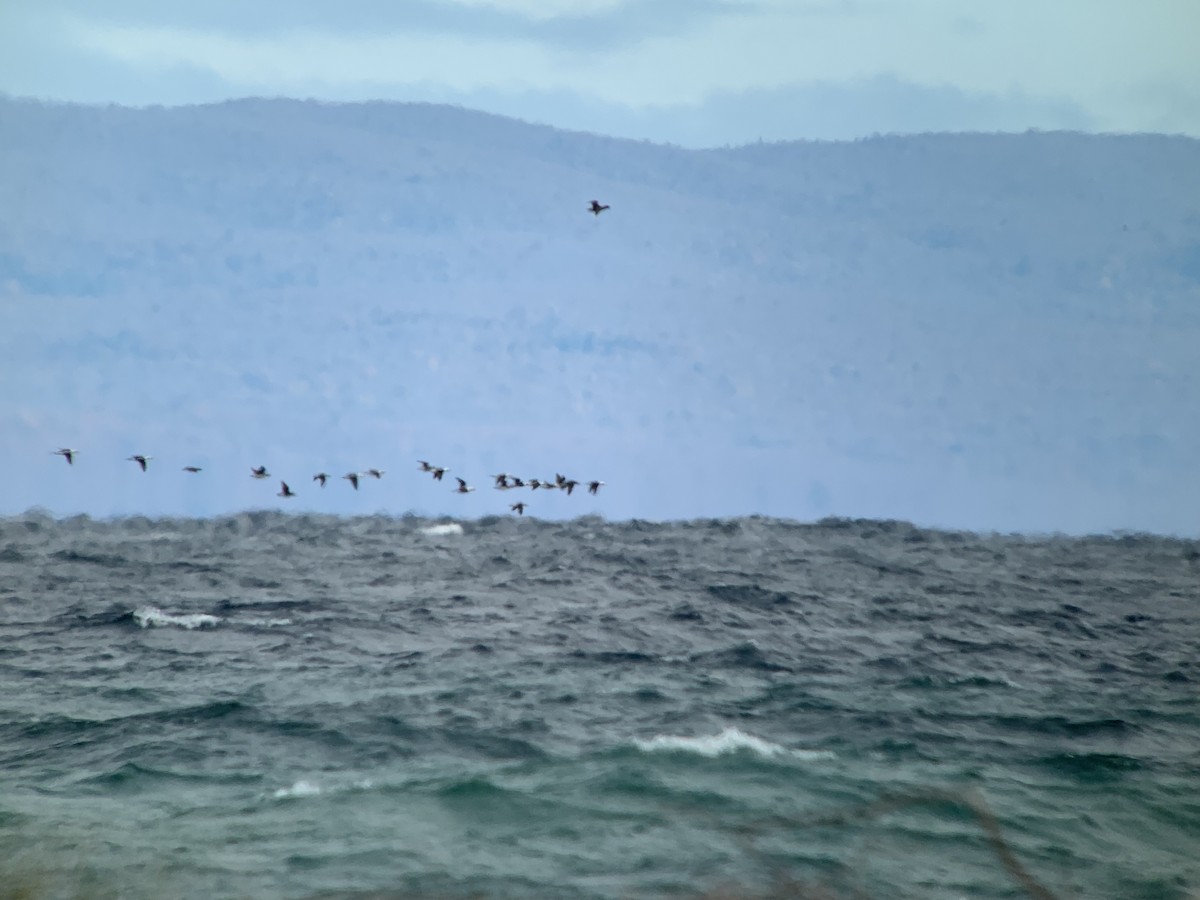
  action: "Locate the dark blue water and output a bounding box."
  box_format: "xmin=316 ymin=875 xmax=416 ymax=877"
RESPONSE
xmin=1 ymin=511 xmax=1197 ymax=898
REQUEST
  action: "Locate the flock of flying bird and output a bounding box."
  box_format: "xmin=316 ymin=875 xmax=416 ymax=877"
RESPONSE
xmin=50 ymin=448 xmax=605 ymax=516
xmin=48 ymin=200 xmax=615 ymax=517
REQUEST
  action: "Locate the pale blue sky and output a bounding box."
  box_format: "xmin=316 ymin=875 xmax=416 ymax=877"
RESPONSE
xmin=2 ymin=0 xmax=1198 ymax=144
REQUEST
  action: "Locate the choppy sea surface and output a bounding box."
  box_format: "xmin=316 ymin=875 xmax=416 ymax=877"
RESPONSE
xmin=1 ymin=511 xmax=1197 ymax=899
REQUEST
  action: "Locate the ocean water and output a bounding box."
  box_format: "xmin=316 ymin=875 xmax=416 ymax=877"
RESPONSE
xmin=1 ymin=511 xmax=1197 ymax=899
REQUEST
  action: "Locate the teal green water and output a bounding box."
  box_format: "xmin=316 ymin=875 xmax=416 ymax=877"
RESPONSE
xmin=1 ymin=513 xmax=1197 ymax=898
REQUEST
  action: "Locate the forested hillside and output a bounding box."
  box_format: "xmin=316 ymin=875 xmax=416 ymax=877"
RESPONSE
xmin=2 ymin=97 xmax=1197 ymax=530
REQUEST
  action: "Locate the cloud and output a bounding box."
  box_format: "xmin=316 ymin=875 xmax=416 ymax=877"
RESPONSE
xmin=47 ymin=0 xmax=764 ymax=52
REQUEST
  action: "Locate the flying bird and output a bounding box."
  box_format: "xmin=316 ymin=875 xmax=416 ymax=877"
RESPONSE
xmin=366 ymin=468 xmax=385 ymax=479
xmin=127 ymin=455 xmax=152 ymax=472
xmin=510 ymin=502 xmax=526 ymax=515
xmin=509 ymin=476 xmax=525 ymax=488
xmin=561 ymin=479 xmax=579 ymax=495
xmin=344 ymin=472 xmax=360 ymax=490
xmin=313 ymin=472 xmax=328 ymax=487
xmin=453 ymin=477 xmax=475 ymax=494
xmin=251 ymin=466 xmax=270 ymax=479
xmin=53 ymin=448 xmax=78 ymax=465
xmin=588 ymin=480 xmax=605 ymax=495
xmin=493 ymin=473 xmax=510 ymax=489
xmin=183 ymin=466 xmax=202 ymax=473
xmin=277 ymin=481 xmax=295 ymax=498
xmin=430 ymin=466 xmax=448 ymax=481
xmin=589 ymin=200 xmax=610 ymax=216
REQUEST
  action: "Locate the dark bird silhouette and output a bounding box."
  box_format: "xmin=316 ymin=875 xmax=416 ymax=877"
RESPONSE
xmin=313 ymin=472 xmax=328 ymax=487
xmin=528 ymin=478 xmax=542 ymax=490
xmin=453 ymin=477 xmax=475 ymax=494
xmin=251 ymin=466 xmax=270 ymax=479
xmin=509 ymin=476 xmax=525 ymax=488
xmin=493 ymin=473 xmax=510 ymax=489
xmin=589 ymin=200 xmax=610 ymax=216
xmin=127 ymin=454 xmax=152 ymax=472
xmin=431 ymin=466 xmax=448 ymax=481
xmin=343 ymin=472 xmax=360 ymax=490
xmin=183 ymin=466 xmax=202 ymax=473
xmin=277 ymin=481 xmax=295 ymax=498
xmin=588 ymin=480 xmax=605 ymax=495
xmin=510 ymin=502 xmax=526 ymax=515
xmin=366 ymin=468 xmax=385 ymax=479
xmin=561 ymin=479 xmax=579 ymax=495
xmin=53 ymin=448 xmax=78 ymax=465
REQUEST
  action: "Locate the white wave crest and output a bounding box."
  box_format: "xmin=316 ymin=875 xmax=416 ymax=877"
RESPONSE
xmin=273 ymin=779 xmax=321 ymax=799
xmin=243 ymin=617 xmax=293 ymax=627
xmin=133 ymin=606 xmax=221 ymax=630
xmin=421 ymin=522 xmax=463 ymax=536
xmin=634 ymin=727 xmax=835 ymax=761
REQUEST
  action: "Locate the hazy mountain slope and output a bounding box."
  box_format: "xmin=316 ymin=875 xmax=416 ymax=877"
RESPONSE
xmin=1 ymin=97 xmax=1197 ymax=530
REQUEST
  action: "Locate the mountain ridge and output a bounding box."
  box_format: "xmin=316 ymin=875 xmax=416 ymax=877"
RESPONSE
xmin=1 ymin=96 xmax=1197 ymax=532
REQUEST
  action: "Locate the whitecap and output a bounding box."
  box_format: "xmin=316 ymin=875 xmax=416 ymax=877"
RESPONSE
xmin=634 ymin=727 xmax=834 ymax=761
xmin=421 ymin=522 xmax=463 ymax=536
xmin=273 ymin=779 xmax=321 ymax=799
xmin=243 ymin=617 xmax=293 ymax=627
xmin=133 ymin=606 xmax=221 ymax=630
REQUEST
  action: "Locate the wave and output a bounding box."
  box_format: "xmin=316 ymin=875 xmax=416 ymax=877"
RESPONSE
xmin=132 ymin=606 xmax=221 ymax=629
xmin=633 ymin=727 xmax=835 ymax=761
xmin=273 ymin=779 xmax=322 ymax=799
xmin=420 ymin=522 xmax=464 ymax=536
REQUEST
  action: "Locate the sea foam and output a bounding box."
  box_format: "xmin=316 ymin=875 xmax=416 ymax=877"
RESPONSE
xmin=133 ymin=606 xmax=222 ymax=629
xmin=634 ymin=727 xmax=835 ymax=761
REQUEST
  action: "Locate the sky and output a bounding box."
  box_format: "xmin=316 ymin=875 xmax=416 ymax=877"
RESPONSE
xmin=2 ymin=0 xmax=1199 ymax=146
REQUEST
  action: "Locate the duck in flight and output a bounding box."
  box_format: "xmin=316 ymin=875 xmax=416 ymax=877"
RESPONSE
xmin=588 ymin=480 xmax=605 ymax=495
xmin=453 ymin=477 xmax=475 ymax=494
xmin=183 ymin=466 xmax=202 ymax=473
xmin=277 ymin=481 xmax=295 ymax=498
xmin=251 ymin=466 xmax=270 ymax=479
xmin=313 ymin=472 xmax=328 ymax=487
xmin=53 ymin=448 xmax=78 ymax=465
xmin=589 ymin=200 xmax=610 ymax=216
xmin=127 ymin=454 xmax=152 ymax=472
xmin=561 ymin=479 xmax=579 ymax=495
xmin=510 ymin=502 xmax=526 ymax=515
xmin=366 ymin=468 xmax=385 ymax=479
xmin=419 ymin=460 xmax=448 ymax=479
xmin=344 ymin=472 xmax=360 ymax=490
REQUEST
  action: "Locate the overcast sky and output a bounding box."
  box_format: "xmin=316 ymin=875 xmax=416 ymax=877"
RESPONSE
xmin=2 ymin=0 xmax=1198 ymax=145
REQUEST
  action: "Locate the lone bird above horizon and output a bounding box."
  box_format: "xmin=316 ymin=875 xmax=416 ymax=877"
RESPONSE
xmin=183 ymin=466 xmax=202 ymax=473
xmin=278 ymin=481 xmax=295 ymax=498
xmin=344 ymin=472 xmax=360 ymax=490
xmin=453 ymin=477 xmax=475 ymax=494
xmin=589 ymin=200 xmax=610 ymax=216
xmin=313 ymin=472 xmax=328 ymax=487
xmin=53 ymin=448 xmax=78 ymax=465
xmin=127 ymin=454 xmax=152 ymax=472
xmin=510 ymin=502 xmax=526 ymax=515
xmin=251 ymin=466 xmax=270 ymax=479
